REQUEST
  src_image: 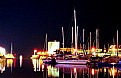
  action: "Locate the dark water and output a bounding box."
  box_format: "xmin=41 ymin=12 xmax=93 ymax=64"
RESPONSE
xmin=1 ymin=58 xmax=121 ymax=78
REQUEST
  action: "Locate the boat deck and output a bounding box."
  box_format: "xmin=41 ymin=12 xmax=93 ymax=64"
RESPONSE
xmin=43 ymin=59 xmax=87 ymax=65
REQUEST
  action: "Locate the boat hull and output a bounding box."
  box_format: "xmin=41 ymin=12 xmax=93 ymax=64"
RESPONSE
xmin=43 ymin=60 xmax=87 ymax=65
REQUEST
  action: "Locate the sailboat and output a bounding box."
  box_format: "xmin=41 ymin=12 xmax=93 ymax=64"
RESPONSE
xmin=5 ymin=43 xmax=15 ymax=59
xmin=43 ymin=9 xmax=88 ymax=65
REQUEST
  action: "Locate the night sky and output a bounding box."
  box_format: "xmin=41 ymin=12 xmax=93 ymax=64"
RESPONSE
xmin=0 ymin=0 xmax=121 ymax=57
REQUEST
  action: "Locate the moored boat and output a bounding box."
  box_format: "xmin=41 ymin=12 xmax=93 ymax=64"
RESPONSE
xmin=43 ymin=58 xmax=87 ymax=65
xmin=86 ymin=56 xmax=121 ymax=68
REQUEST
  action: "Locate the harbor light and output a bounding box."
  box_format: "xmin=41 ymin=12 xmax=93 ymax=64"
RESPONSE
xmin=91 ymin=47 xmax=96 ymax=52
xmin=34 ymin=49 xmax=37 ymax=55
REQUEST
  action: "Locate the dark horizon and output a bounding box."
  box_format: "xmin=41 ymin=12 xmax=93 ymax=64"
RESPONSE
xmin=0 ymin=0 xmax=121 ymax=57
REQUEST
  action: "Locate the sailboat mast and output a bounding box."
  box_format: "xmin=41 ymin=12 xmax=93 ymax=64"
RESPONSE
xmin=72 ymin=26 xmax=73 ymax=48
xmin=117 ymin=30 xmax=118 ymax=56
xmin=11 ymin=42 xmax=13 ymax=54
xmin=62 ymin=27 xmax=64 ymax=49
xmin=90 ymin=32 xmax=91 ymax=52
xmin=45 ymin=33 xmax=47 ymax=52
xmin=77 ymin=26 xmax=78 ymax=50
xmin=83 ymin=29 xmax=85 ymax=53
xmin=96 ymin=29 xmax=99 ymax=49
xmin=74 ymin=9 xmax=77 ymax=53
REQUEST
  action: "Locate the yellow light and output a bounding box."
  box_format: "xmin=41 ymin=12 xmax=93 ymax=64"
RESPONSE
xmin=42 ymin=52 xmax=44 ymax=54
xmin=91 ymin=47 xmax=96 ymax=52
xmin=7 ymin=59 xmax=13 ymax=67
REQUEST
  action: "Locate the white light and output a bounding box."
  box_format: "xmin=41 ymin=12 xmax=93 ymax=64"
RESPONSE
xmin=111 ymin=63 xmax=116 ymax=65
xmin=19 ymin=55 xmax=23 ymax=67
xmin=0 ymin=47 xmax=6 ymax=55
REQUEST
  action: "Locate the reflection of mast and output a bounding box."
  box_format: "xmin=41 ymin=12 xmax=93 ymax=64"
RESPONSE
xmin=63 ymin=67 xmax=64 ymax=78
xmin=83 ymin=69 xmax=85 ymax=78
xmin=71 ymin=69 xmax=72 ymax=78
xmin=11 ymin=60 xmax=13 ymax=73
xmin=88 ymin=68 xmax=90 ymax=78
xmin=112 ymin=66 xmax=115 ymax=78
xmin=74 ymin=68 xmax=77 ymax=78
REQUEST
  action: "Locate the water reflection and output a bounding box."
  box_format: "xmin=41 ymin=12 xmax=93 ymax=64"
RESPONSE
xmin=32 ymin=59 xmax=43 ymax=72
xmin=0 ymin=59 xmax=6 ymax=73
xmin=0 ymin=58 xmax=19 ymax=74
xmin=1 ymin=57 xmax=121 ymax=78
xmin=47 ymin=65 xmax=59 ymax=77
xmin=31 ymin=59 xmax=121 ymax=78
xmin=19 ymin=55 xmax=23 ymax=67
xmin=6 ymin=59 xmax=13 ymax=67
xmin=1 ymin=58 xmax=121 ymax=78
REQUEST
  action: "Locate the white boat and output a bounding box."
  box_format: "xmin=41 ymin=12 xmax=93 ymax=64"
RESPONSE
xmin=43 ymin=59 xmax=87 ymax=65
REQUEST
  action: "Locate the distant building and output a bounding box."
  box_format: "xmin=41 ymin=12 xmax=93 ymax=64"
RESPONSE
xmin=48 ymin=41 xmax=60 ymax=54
xmin=0 ymin=47 xmax=6 ymax=56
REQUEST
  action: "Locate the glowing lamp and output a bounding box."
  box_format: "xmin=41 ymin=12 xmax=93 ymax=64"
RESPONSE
xmin=91 ymin=47 xmax=96 ymax=52
xmin=34 ymin=49 xmax=37 ymax=55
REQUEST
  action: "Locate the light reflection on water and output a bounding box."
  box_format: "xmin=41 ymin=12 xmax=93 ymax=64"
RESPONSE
xmin=0 ymin=57 xmax=22 ymax=74
xmin=6 ymin=59 xmax=13 ymax=67
xmin=0 ymin=59 xmax=6 ymax=73
xmin=19 ymin=55 xmax=23 ymax=67
xmin=1 ymin=58 xmax=121 ymax=78
xmin=31 ymin=59 xmax=121 ymax=78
